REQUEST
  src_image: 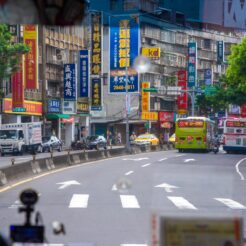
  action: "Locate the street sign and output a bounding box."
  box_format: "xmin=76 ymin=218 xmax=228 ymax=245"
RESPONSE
xmin=143 ymin=87 xmax=158 ymax=92
xmin=205 ymin=86 xmax=217 ymax=95
xmin=166 ymin=86 xmax=181 ymax=95
xmin=12 ymin=107 xmax=26 ymax=112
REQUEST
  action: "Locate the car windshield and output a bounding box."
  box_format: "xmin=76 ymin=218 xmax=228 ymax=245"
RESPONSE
xmin=0 ymin=1 xmax=245 ymax=246
xmin=0 ymin=130 xmax=17 ymax=139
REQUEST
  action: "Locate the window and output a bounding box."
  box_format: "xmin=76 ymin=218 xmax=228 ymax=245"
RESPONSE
xmin=203 ymin=39 xmax=211 ymax=49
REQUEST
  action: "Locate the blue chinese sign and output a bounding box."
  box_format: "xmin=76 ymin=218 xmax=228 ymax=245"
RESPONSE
xmin=91 ymin=78 xmax=102 ymax=111
xmin=187 ymin=42 xmax=197 ymax=88
xmin=64 ymin=64 xmax=76 ymax=101
xmin=109 ymin=16 xmax=139 ymax=93
xmin=47 ymin=99 xmax=61 ymax=113
xmin=217 ymin=41 xmax=224 ymax=64
xmin=79 ymin=50 xmax=89 ymax=97
xmin=204 ymin=69 xmax=212 ymax=86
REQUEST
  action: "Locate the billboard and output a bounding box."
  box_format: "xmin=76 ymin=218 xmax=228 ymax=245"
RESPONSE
xmin=24 ymin=25 xmax=38 ymax=89
xmin=159 ymin=112 xmax=174 ymax=122
xmin=204 ymin=68 xmax=213 ymax=86
xmin=141 ymin=82 xmax=150 ymax=112
xmin=141 ymin=47 xmax=160 ymax=59
xmin=109 ymin=16 xmax=139 ymax=93
xmin=91 ymin=78 xmax=102 ymax=111
xmin=177 ymin=70 xmax=188 ymax=114
xmin=47 ymin=99 xmax=61 ymax=113
xmin=217 ymin=41 xmax=224 ymax=64
xmin=141 ymin=112 xmax=158 ymax=121
xmin=64 ymin=64 xmax=77 ymax=101
xmin=79 ymin=50 xmax=89 ymax=97
xmin=187 ymin=42 xmax=197 ymax=88
xmin=91 ymin=12 xmax=102 ymax=76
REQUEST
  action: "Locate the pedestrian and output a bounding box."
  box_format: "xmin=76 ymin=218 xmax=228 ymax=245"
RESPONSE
xmin=117 ymin=132 xmax=122 ymax=145
xmin=130 ymin=132 xmax=137 ymax=142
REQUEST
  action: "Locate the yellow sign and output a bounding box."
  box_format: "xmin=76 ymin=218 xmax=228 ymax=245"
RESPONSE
xmin=177 ymin=109 xmax=187 ymax=115
xmin=159 ymin=217 xmax=243 ymax=246
xmin=141 ymin=112 xmax=158 ymax=121
xmin=141 ymin=47 xmax=160 ymax=59
xmin=142 ymin=82 xmax=150 ymax=112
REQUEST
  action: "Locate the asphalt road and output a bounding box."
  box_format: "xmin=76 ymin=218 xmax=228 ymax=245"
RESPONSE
xmin=0 ymin=149 xmax=246 ymax=246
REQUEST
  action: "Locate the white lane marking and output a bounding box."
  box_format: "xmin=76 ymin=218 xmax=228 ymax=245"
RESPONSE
xmin=69 ymin=194 xmax=89 ymax=208
xmin=9 ymin=200 xmax=22 ymax=209
xmin=112 ymin=184 xmax=117 ymax=191
xmin=215 ymin=198 xmax=246 ymax=209
xmin=167 ymin=196 xmax=197 ymax=210
xmin=57 ymin=180 xmax=81 ymax=189
xmin=158 ymin=158 xmax=167 ymax=162
xmin=142 ymin=163 xmax=151 ymax=167
xmin=121 ymin=244 xmax=147 ymax=246
xmin=155 ymin=183 xmax=179 ymax=193
xmin=125 ymin=171 xmax=134 ymax=176
xmin=123 ymin=157 xmax=149 ymax=161
xmin=184 ymin=159 xmax=195 ymax=163
xmin=235 ymin=158 xmax=246 ymax=180
xmin=174 ymin=154 xmax=186 ymax=157
xmin=120 ymin=195 xmax=140 ymax=208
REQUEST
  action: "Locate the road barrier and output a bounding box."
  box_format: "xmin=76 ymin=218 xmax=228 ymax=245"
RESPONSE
xmin=0 ymin=144 xmax=170 ymax=187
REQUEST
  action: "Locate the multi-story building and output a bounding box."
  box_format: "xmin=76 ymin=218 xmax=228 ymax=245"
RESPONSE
xmin=89 ymin=0 xmax=243 ymax=143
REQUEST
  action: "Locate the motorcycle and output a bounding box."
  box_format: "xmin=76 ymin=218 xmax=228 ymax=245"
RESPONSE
xmin=71 ymin=140 xmax=88 ymax=150
xmin=213 ymin=141 xmax=220 ymax=154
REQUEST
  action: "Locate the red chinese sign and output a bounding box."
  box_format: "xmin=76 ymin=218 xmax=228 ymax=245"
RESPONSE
xmin=159 ymin=112 xmax=174 ymax=122
xmin=12 ymin=60 xmax=24 ymax=109
xmin=177 ymin=70 xmax=188 ymax=114
xmin=241 ymin=105 xmax=246 ymax=118
xmin=24 ymin=25 xmax=38 ymax=89
xmin=3 ymin=98 xmax=42 ymax=116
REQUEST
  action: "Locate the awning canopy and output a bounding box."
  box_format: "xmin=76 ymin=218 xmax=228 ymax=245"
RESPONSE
xmin=46 ymin=114 xmax=70 ymax=119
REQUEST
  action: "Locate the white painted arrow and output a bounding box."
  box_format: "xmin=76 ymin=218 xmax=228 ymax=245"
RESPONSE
xmin=155 ymin=183 xmax=179 ymax=193
xmin=57 ymin=180 xmax=81 ymax=189
xmin=184 ymin=159 xmax=195 ymax=163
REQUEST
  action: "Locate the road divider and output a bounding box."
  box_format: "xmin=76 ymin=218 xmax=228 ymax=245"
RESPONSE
xmin=0 ymin=144 xmax=169 ymax=187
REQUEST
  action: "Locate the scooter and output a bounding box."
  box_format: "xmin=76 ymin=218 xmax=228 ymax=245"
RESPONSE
xmin=213 ymin=142 xmax=219 ymax=154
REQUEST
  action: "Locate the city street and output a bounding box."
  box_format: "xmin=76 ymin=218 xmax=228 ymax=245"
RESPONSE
xmin=0 ymin=149 xmax=245 ymax=246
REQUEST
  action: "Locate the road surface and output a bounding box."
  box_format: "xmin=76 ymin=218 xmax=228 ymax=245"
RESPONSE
xmin=0 ymin=149 xmax=245 ymax=246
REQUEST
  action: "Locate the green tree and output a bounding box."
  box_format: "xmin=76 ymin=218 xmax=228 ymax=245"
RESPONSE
xmin=0 ymin=24 xmax=30 ymax=97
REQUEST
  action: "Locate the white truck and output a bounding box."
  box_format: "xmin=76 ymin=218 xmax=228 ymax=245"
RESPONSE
xmin=0 ymin=122 xmax=42 ymax=156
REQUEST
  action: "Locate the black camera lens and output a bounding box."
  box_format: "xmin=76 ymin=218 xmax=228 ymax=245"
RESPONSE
xmin=20 ymin=189 xmax=38 ymax=206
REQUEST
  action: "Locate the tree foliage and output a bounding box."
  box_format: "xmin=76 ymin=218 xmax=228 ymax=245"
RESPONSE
xmin=0 ymin=24 xmax=30 ymax=96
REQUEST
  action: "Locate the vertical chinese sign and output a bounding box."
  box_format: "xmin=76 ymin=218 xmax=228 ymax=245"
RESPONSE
xmin=204 ymin=68 xmax=212 ymax=86
xmin=177 ymin=70 xmax=188 ymax=115
xmin=12 ymin=57 xmax=24 ymax=109
xmin=187 ymin=42 xmax=197 ymax=88
xmin=79 ymin=50 xmax=89 ymax=97
xmin=91 ymin=78 xmax=102 ymax=110
xmin=64 ymin=64 xmax=77 ymax=101
xmin=141 ymin=82 xmax=150 ymax=112
xmin=91 ymin=12 xmax=102 ymax=76
xmin=217 ymin=41 xmax=224 ymax=64
xmin=24 ymin=25 xmax=38 ymax=89
xmin=109 ymin=16 xmax=139 ymax=93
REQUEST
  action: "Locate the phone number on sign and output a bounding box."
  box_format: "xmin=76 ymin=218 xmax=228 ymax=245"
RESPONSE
xmin=113 ymin=85 xmax=135 ymax=91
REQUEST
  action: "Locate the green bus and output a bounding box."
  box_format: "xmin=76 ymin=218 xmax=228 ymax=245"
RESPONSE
xmin=175 ymin=117 xmax=215 ymax=152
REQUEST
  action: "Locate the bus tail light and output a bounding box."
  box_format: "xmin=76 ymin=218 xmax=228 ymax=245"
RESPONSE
xmin=203 ymin=136 xmax=207 ymax=142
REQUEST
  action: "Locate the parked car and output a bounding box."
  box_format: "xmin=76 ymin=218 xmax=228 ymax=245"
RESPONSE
xmin=41 ymin=136 xmax=63 ymax=152
xmin=87 ymin=135 xmax=107 ymax=150
xmin=134 ymin=133 xmax=159 ymax=146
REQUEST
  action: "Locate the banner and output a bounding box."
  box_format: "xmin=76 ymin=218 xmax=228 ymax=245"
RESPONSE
xmin=217 ymin=41 xmax=224 ymax=64
xmin=159 ymin=112 xmax=174 ymax=122
xmin=109 ymin=16 xmax=139 ymax=93
xmin=64 ymin=64 xmax=77 ymax=101
xmin=3 ymin=98 xmax=42 ymax=116
xmin=47 ymin=99 xmax=61 ymax=113
xmin=24 ymin=25 xmax=38 ymax=89
xmin=91 ymin=78 xmax=102 ymax=110
xmin=79 ymin=50 xmax=89 ymax=97
xmin=241 ymin=105 xmax=246 ymax=118
xmin=141 ymin=82 xmax=150 ymax=112
xmin=177 ymin=70 xmax=188 ymax=114
xmin=187 ymin=42 xmax=197 ymax=88
xmin=91 ymin=12 xmax=102 ymax=76
xmin=12 ymin=59 xmax=24 ymax=109
xmin=204 ymin=68 xmax=212 ymax=86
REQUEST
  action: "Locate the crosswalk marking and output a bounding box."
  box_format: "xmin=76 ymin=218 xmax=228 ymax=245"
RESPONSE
xmin=167 ymin=196 xmax=197 ymax=210
xmin=215 ymin=198 xmax=246 ymax=209
xmin=120 ymin=195 xmax=140 ymax=208
xmin=69 ymin=194 xmax=89 ymax=208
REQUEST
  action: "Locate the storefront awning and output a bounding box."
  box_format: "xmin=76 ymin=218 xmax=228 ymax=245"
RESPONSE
xmin=46 ymin=114 xmax=70 ymax=119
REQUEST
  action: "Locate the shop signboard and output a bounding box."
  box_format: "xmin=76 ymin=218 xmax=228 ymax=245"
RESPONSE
xmin=77 ymin=101 xmax=89 ymax=114
xmin=91 ymin=78 xmax=102 ymax=111
xmin=217 ymin=41 xmax=224 ymax=64
xmin=187 ymin=42 xmax=197 ymax=88
xmin=47 ymin=99 xmax=61 ymax=113
xmin=177 ymin=70 xmax=188 ymax=114
xmin=141 ymin=47 xmax=160 ymax=59
xmin=141 ymin=112 xmax=158 ymax=121
xmin=109 ymin=16 xmax=139 ymax=93
xmin=79 ymin=50 xmax=89 ymax=97
xmin=63 ymin=101 xmax=76 ymax=114
xmin=141 ymin=82 xmax=150 ymax=112
xmin=204 ymin=68 xmax=212 ymax=86
xmin=64 ymin=64 xmax=77 ymax=101
xmin=241 ymin=105 xmax=246 ymax=118
xmin=24 ymin=25 xmax=38 ymax=89
xmin=159 ymin=112 xmax=174 ymax=122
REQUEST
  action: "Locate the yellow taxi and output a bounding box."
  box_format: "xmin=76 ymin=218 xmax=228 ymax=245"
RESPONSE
xmin=134 ymin=133 xmax=159 ymax=146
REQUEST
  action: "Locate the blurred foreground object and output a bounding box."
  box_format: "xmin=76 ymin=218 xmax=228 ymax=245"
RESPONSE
xmin=0 ymin=0 xmax=88 ymax=25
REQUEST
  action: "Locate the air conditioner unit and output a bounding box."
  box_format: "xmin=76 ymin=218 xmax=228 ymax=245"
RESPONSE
xmin=47 ymin=91 xmax=52 ymax=97
xmin=141 ymin=37 xmax=146 ymax=43
xmin=150 ymin=39 xmax=157 ymax=45
xmin=52 ymin=55 xmax=57 ymax=61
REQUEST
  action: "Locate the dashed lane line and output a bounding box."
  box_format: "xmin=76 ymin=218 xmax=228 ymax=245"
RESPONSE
xmin=120 ymin=195 xmax=140 ymax=208
xmin=125 ymin=171 xmax=134 ymax=176
xmin=141 ymin=163 xmax=151 ymax=167
xmin=167 ymin=196 xmax=197 ymax=210
xmin=158 ymin=158 xmax=168 ymax=162
xmin=215 ymin=198 xmax=246 ymax=209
